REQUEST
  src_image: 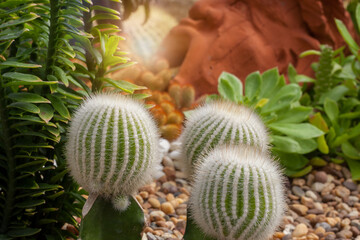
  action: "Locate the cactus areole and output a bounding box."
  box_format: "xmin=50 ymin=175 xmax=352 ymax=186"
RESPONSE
xmin=180 ymin=101 xmax=269 ymax=175
xmin=190 ymin=145 xmax=285 ymax=240
xmin=65 ymin=94 xmax=160 ymax=197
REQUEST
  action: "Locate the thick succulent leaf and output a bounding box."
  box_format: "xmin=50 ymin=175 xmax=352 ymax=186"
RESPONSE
xmin=269 ymin=123 xmax=324 ymax=139
xmin=80 ymin=196 xmax=144 ymax=240
xmin=342 ymin=141 xmax=360 ymax=159
xmin=217 ymin=72 xmax=243 ymax=103
xmin=244 ymin=71 xmax=261 ymax=102
xmin=347 ymin=159 xmax=360 ymax=180
xmin=276 ymin=106 xmax=313 ymax=123
xmin=183 ymin=209 xmax=216 ymax=240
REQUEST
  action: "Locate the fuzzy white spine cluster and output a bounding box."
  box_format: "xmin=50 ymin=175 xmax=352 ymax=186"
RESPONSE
xmin=190 ymin=145 xmax=285 ymax=240
xmin=180 ymin=101 xmax=269 ymax=174
xmin=65 ymin=93 xmax=160 ymax=197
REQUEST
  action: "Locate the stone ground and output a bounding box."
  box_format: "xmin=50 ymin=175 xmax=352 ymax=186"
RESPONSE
xmin=139 ymin=139 xmax=360 ymax=240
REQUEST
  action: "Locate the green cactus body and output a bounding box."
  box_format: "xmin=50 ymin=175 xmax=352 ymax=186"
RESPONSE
xmin=180 ymin=101 xmax=268 ymax=174
xmin=190 ymin=145 xmax=285 ymax=240
xmin=66 ymin=94 xmax=159 ymax=197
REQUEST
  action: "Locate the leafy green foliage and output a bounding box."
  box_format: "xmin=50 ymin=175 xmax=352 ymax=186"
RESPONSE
xmin=208 ymin=69 xmax=321 ymax=177
xmin=74 ymin=1 xmax=145 ymax=93
xmin=0 ymin=0 xmax=145 ymax=238
xmin=300 ymin=18 xmax=360 ymax=180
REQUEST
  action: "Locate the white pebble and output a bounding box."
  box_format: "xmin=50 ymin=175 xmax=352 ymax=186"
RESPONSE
xmin=159 ymin=138 xmax=170 ymax=155
xmin=169 ymin=150 xmax=182 ymax=161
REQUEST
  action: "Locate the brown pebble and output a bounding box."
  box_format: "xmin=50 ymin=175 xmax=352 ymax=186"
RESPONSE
xmin=161 ymin=202 xmax=175 ymax=214
xmin=273 ymin=232 xmax=285 ymax=238
xmin=307 ymin=232 xmax=319 ymax=240
xmin=315 ymin=226 xmax=326 ymax=235
xmin=166 ymin=193 xmax=175 ymax=201
xmin=315 ymin=171 xmax=328 ymax=183
xmin=292 ymin=223 xmax=308 ymax=237
xmin=148 ymin=197 xmax=161 ymax=209
xmin=334 ymin=186 xmax=350 ymax=199
xmin=290 ymin=204 xmax=308 ymax=216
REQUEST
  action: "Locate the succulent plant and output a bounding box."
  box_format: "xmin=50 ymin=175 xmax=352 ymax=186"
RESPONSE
xmin=65 ymin=93 xmax=160 ymax=197
xmin=189 ymin=145 xmax=285 ymax=240
xmin=180 ymin=100 xmax=269 ymax=174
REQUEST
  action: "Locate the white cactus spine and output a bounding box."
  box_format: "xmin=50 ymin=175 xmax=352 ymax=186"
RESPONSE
xmin=180 ymin=101 xmax=269 ymax=174
xmin=190 ymin=145 xmax=285 ymax=240
xmin=65 ymin=93 xmax=160 ymax=197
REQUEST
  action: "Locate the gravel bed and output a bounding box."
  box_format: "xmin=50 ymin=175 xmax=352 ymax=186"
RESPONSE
xmin=139 ymin=139 xmax=360 ymax=240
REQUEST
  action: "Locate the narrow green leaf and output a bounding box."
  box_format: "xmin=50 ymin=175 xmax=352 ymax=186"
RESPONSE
xmin=91 ymin=5 xmax=120 ymax=15
xmin=7 ymin=228 xmax=41 ymax=237
xmin=90 ymin=13 xmax=120 ymax=22
xmin=269 ymin=123 xmax=324 ymax=139
xmin=8 ymin=93 xmax=50 ymax=103
xmin=38 ymin=104 xmax=54 ymax=123
xmin=52 ymin=66 xmax=69 ymax=86
xmin=324 ymin=98 xmax=339 ymax=123
xmin=244 ymin=71 xmax=261 ymax=102
xmin=299 ymin=50 xmax=321 ymax=58
xmin=347 ymin=159 xmax=360 ymax=180
xmin=0 ymin=13 xmax=39 ymax=29
xmin=105 ymin=61 xmax=136 ymax=74
xmin=93 ymin=23 xmax=119 ymax=30
xmin=7 ymin=102 xmax=40 ymax=114
xmin=335 ymin=18 xmax=359 ymax=55
xmin=342 ymin=141 xmax=360 ymax=159
xmin=56 ymin=56 xmax=75 ymax=71
xmin=101 ymin=78 xmax=146 ymax=93
xmin=319 ymin=85 xmax=349 ymax=104
xmin=0 ymin=61 xmax=41 ymax=68
xmin=287 ymin=64 xmax=297 ymax=83
xmin=16 ymin=199 xmax=46 ymax=208
xmin=0 ymin=28 xmax=28 ymax=41
xmin=47 ymin=95 xmax=70 ymax=119
xmin=288 ymin=165 xmax=313 ymax=178
xmin=3 ymin=72 xmax=41 ymax=82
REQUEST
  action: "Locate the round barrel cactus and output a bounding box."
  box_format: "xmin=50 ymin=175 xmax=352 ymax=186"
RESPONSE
xmin=180 ymin=101 xmax=268 ymax=174
xmin=65 ymin=93 xmax=160 ymax=197
xmin=190 ymin=145 xmax=285 ymax=240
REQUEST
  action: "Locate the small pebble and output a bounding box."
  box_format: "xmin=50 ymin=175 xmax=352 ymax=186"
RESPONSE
xmin=292 ymin=223 xmax=308 ymax=237
xmin=315 ymin=171 xmax=328 ymax=183
xmin=161 ymin=202 xmax=175 ymax=214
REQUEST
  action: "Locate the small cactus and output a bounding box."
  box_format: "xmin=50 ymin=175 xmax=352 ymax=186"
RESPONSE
xmin=180 ymin=101 xmax=268 ymax=173
xmin=189 ymin=145 xmax=285 ymax=240
xmin=65 ymin=93 xmax=160 ymax=197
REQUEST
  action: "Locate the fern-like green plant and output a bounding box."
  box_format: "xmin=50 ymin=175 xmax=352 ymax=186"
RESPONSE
xmin=0 ymin=0 xmax=145 ymax=238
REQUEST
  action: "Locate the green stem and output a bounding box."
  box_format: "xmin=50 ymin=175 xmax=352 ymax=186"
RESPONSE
xmin=0 ymin=80 xmax=16 ymax=234
xmin=44 ymin=0 xmax=60 ymax=79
